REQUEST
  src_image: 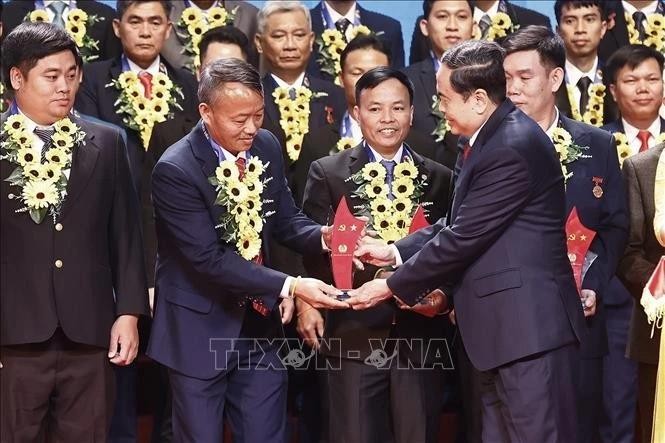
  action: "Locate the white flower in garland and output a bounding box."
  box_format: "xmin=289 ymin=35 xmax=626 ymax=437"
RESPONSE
xmin=1 ymin=114 xmax=85 ymax=223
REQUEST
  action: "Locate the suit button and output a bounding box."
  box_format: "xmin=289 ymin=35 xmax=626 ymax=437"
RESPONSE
xmin=55 ymin=259 xmax=63 ymax=268
xmin=55 ymin=223 xmax=63 ymax=231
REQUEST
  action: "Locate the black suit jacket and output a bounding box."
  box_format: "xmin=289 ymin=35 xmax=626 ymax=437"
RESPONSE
xmin=307 ymin=2 xmax=405 ymax=80
xmin=559 ymin=115 xmax=629 ymax=358
xmin=302 ymin=143 xmax=451 ymax=360
xmin=0 ymin=113 xmax=148 ymax=348
xmin=555 ymin=63 xmax=619 ymax=126
xmin=2 ymin=0 xmax=122 ymax=62
xmin=601 ymin=117 xmax=665 ymax=135
xmin=75 ymin=56 xmax=198 ymax=191
xmin=618 ymin=144 xmax=664 ymax=365
xmin=599 ymin=1 xmax=665 ymax=61
xmin=409 ymin=1 xmax=551 ymax=65
xmin=387 ymin=100 xmax=586 ymax=371
xmin=404 ymin=59 xmax=461 ymax=169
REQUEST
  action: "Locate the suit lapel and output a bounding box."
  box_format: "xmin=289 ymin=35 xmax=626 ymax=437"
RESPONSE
xmin=311 ymin=3 xmax=325 ymax=34
xmin=609 ymin=3 xmax=630 ymax=49
xmin=556 ymin=83 xmax=573 ymax=118
xmin=345 ymin=144 xmax=370 ymax=211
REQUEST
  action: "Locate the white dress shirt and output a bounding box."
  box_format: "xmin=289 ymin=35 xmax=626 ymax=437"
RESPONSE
xmin=473 ymin=1 xmax=500 ymax=22
xmin=621 ymin=117 xmax=662 ymax=155
xmin=565 ymin=57 xmax=600 ymax=110
xmin=324 ymin=1 xmax=358 ymax=41
xmin=271 ymin=72 xmax=306 ymax=89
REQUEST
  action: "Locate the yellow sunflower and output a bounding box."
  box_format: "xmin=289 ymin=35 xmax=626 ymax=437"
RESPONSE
xmin=552 ymin=127 xmax=572 ymax=146
xmin=365 ymin=180 xmax=389 ymax=199
xmin=378 ymin=225 xmax=403 ymax=244
xmin=392 ymin=198 xmax=413 ymax=215
xmin=370 ymin=197 xmax=392 ymax=215
xmin=4 ymin=114 xmax=26 ymax=136
xmin=65 ymin=20 xmax=86 ymax=45
xmin=392 ymin=178 xmax=415 ymax=199
xmin=236 ymin=231 xmax=262 ymax=260
xmin=118 ymin=71 xmax=139 ymax=89
xmin=394 ymin=161 xmax=418 ymax=179
xmin=67 ymin=8 xmax=88 ymax=24
xmin=53 ymin=118 xmax=76 ymax=135
xmin=40 ymin=163 xmax=61 ymax=182
xmin=245 ymin=157 xmax=264 ymax=180
xmin=350 ymin=25 xmax=372 ymax=39
xmin=187 ymin=22 xmax=210 ymax=40
xmin=51 ymin=132 xmax=73 ymax=150
xmin=322 ymin=29 xmax=343 ymax=46
xmin=227 ymin=180 xmax=249 ymax=203
xmin=22 ymin=179 xmax=59 ymax=209
xmin=361 ymin=162 xmax=387 ymax=182
xmin=181 ymin=7 xmax=204 ymax=26
xmin=150 ymin=98 xmax=170 ymax=119
xmin=23 ymin=163 xmax=43 ymax=180
xmin=16 ymin=147 xmax=38 ymax=167
xmin=245 ymin=180 xmax=264 ymax=197
xmin=336 ymin=137 xmax=356 ymax=152
xmin=208 ymin=6 xmax=229 ymax=27
xmin=45 ymin=147 xmax=68 ymax=168
xmin=216 ymin=160 xmax=240 ymax=182
xmin=131 ymin=95 xmax=151 ymax=115
xmin=29 ymin=9 xmax=50 ymax=22
xmin=153 ymin=73 xmax=173 ymax=90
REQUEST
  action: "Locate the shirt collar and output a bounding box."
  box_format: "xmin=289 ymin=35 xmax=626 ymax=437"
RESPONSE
xmin=185 ymin=0 xmax=220 ymax=11
xmin=622 ymin=1 xmax=659 ymax=15
xmin=126 ymin=55 xmax=162 ymax=75
xmin=474 ymin=1 xmax=499 ymax=22
xmin=621 ymin=117 xmax=662 ymax=142
xmin=16 ymin=106 xmax=56 ymax=131
xmin=271 ymin=72 xmax=306 ymax=89
xmin=204 ymin=123 xmax=248 ymax=162
xmin=469 ymin=117 xmax=491 ymax=147
xmin=545 ymin=108 xmax=561 ymax=141
xmin=366 ymin=143 xmax=405 ymax=162
xmin=565 ymin=57 xmax=600 ymax=86
xmin=324 ymin=1 xmax=357 ymax=25
xmin=42 ymin=0 xmax=75 ymax=8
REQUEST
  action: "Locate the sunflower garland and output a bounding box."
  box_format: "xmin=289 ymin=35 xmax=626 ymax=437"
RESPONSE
xmin=430 ymin=95 xmax=451 ymax=142
xmin=208 ymin=157 xmax=274 ymax=260
xmin=625 ymin=12 xmax=665 ymax=53
xmin=347 ymin=159 xmax=428 ymax=243
xmin=551 ymin=127 xmax=591 ymax=182
xmin=473 ymin=12 xmax=517 ymax=41
xmin=177 ymin=5 xmax=237 ymax=73
xmin=335 ymin=136 xmax=356 ymax=153
xmin=316 ymin=25 xmax=373 ymax=85
xmin=27 ymin=8 xmax=103 ymax=62
xmin=614 ymin=131 xmax=665 ymax=167
xmin=107 ymin=71 xmax=184 ymax=149
xmin=1 ymin=114 xmax=85 ymax=223
xmin=272 ymin=86 xmax=328 ymax=162
xmin=566 ymin=80 xmax=606 ymax=127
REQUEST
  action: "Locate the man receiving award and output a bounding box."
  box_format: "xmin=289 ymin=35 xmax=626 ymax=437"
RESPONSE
xmin=301 ymin=67 xmax=451 ymax=443
xmin=352 ymin=40 xmax=586 ymax=442
xmin=146 ymin=58 xmax=348 ymax=442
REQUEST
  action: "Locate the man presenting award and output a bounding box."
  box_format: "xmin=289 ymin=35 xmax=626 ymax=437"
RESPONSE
xmin=352 ymin=40 xmax=586 ymax=442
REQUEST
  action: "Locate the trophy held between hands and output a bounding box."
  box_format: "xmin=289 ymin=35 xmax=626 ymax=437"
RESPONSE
xmin=330 ymin=196 xmax=366 ymax=300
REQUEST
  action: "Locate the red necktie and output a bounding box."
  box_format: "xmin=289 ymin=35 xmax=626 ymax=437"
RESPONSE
xmin=638 ymin=130 xmax=651 ymax=153
xmin=138 ymin=71 xmax=153 ymax=99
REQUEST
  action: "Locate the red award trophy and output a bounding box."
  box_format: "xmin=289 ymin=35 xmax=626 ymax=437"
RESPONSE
xmin=408 ymin=204 xmax=430 ymax=234
xmin=565 ymin=207 xmax=597 ymax=294
xmin=330 ymin=196 xmax=366 ymax=299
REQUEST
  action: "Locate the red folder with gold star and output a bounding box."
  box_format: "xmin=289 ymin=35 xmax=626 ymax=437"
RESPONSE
xmin=408 ymin=205 xmax=430 ymax=234
xmin=565 ymin=207 xmax=597 ymax=294
xmin=330 ymin=196 xmax=366 ymax=290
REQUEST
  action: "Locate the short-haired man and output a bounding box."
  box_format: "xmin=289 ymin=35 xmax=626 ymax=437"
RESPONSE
xmin=554 ymin=0 xmax=619 ymax=126
xmin=146 ymin=58 xmax=350 ymax=442
xmin=405 ymin=0 xmax=476 ymax=169
xmin=1 ymin=22 xmax=148 ymax=440
xmin=75 ymin=0 xmax=199 ymax=192
xmin=301 ymin=67 xmax=451 ymax=443
xmin=351 ymin=40 xmax=586 ymax=442
xmin=503 ymin=26 xmax=629 ymax=442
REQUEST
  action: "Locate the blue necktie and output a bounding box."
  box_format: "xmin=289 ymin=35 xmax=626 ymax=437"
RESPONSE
xmin=49 ymin=1 xmax=67 ymax=28
xmin=381 ymin=159 xmax=396 ymax=200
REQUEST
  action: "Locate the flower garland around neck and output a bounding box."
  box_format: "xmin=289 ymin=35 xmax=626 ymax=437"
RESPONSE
xmin=625 ymin=12 xmax=665 ymax=53
xmin=473 ymin=12 xmax=518 ymax=41
xmin=178 ymin=5 xmax=237 ymax=73
xmin=551 ymin=127 xmax=591 ymax=182
xmin=614 ymin=131 xmax=665 ymax=167
xmin=272 ymin=86 xmax=328 ymax=162
xmin=316 ymin=25 xmax=373 ymax=85
xmin=208 ymin=157 xmax=274 ymax=260
xmin=28 ymin=8 xmax=103 ymax=62
xmin=107 ymin=71 xmax=184 ymax=150
xmin=347 ymin=158 xmax=429 ymax=243
xmin=566 ymin=76 xmax=606 ymax=127
xmin=430 ymin=95 xmax=451 ymax=142
xmin=1 ymin=114 xmax=85 ymax=224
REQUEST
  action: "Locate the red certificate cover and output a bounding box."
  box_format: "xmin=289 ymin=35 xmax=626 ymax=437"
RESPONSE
xmin=330 ymin=196 xmax=366 ymax=290
xmin=565 ymin=207 xmax=597 ymax=294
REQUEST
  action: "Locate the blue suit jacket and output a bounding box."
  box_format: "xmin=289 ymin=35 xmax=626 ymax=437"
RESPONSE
xmin=146 ymin=123 xmax=323 ymax=379
xmin=560 ymin=115 xmax=628 ymax=358
xmin=601 ymin=117 xmax=665 ymax=134
xmin=307 ymin=1 xmax=405 ymax=80
xmin=387 ymin=100 xmax=586 ymax=371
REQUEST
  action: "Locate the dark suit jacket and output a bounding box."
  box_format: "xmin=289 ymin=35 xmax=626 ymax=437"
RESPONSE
xmin=75 ymin=56 xmax=198 ymax=191
xmin=555 ymin=65 xmax=619 ymax=127
xmin=409 ymin=1 xmax=551 ymax=65
xmin=601 ymin=117 xmax=665 ymax=135
xmin=618 ymin=144 xmax=664 ymax=365
xmin=146 ymin=124 xmax=323 ymax=379
xmin=0 ymin=112 xmax=148 ymax=348
xmin=404 ymin=59 xmax=461 ymax=169
xmin=307 ymin=1 xmax=405 ymax=80
xmin=559 ymin=115 xmax=629 ymax=358
xmin=386 ymin=100 xmax=586 ymax=371
xmin=302 ymin=143 xmax=451 ymax=360
xmin=161 ymin=0 xmax=260 ymax=70
xmin=2 ymin=0 xmax=122 ymax=62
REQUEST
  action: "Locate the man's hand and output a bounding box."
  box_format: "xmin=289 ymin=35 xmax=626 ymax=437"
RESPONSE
xmin=108 ymin=314 xmax=139 ymax=366
xmin=296 ymin=300 xmax=325 ymax=349
xmin=354 ymin=237 xmax=396 ymax=269
xmin=294 ymin=278 xmax=349 ymax=309
xmin=396 ymin=289 xmax=447 ymax=318
xmin=581 ymin=289 xmax=597 ymax=317
xmin=347 ymin=279 xmax=393 ymax=310
xmin=279 ymin=298 xmax=295 ymax=324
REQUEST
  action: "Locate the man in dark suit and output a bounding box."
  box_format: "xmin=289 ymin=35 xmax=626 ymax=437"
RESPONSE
xmin=0 ymin=22 xmax=148 ymax=441
xmin=146 ymin=58 xmax=349 ymax=442
xmin=2 ymin=0 xmax=122 ymax=62
xmin=307 ymin=0 xmax=404 ymax=80
xmin=599 ymin=0 xmax=665 ymax=62
xmin=617 ymin=144 xmax=665 ymax=443
xmin=75 ymin=0 xmax=198 ymax=192
xmin=300 ymin=67 xmax=451 ymax=443
xmin=409 ymin=0 xmax=551 ymax=65
xmin=404 ymin=0 xmax=476 ymax=170
xmin=351 ymin=40 xmax=586 ymax=442
xmin=503 ymin=26 xmax=629 ymax=442
xmin=554 ymin=0 xmax=619 ymax=127
xmin=161 ymin=0 xmax=260 ymax=71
